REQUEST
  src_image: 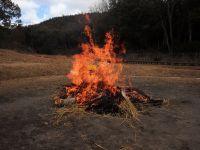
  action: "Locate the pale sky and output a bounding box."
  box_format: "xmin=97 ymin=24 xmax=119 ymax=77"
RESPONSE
xmin=12 ymin=0 xmax=99 ymax=25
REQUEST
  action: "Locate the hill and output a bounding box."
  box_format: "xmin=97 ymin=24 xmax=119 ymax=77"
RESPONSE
xmin=0 ymin=6 xmax=200 ymax=56
xmin=0 ymin=13 xmax=109 ymax=54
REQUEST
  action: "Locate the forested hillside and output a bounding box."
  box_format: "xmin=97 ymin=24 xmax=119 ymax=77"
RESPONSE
xmin=0 ymin=0 xmax=200 ymax=56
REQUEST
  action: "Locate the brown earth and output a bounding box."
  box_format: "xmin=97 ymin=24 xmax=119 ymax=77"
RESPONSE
xmin=0 ymin=49 xmax=200 ymax=150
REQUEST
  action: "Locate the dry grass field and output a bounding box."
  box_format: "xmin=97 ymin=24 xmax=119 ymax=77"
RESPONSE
xmin=0 ymin=49 xmax=200 ymax=150
xmin=0 ymin=49 xmax=72 ymax=80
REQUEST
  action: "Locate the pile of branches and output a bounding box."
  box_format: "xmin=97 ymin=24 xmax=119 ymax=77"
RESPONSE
xmin=53 ymin=84 xmax=163 ymax=117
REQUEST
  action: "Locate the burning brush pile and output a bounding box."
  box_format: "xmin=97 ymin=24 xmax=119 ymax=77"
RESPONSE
xmin=54 ymin=15 xmax=163 ymax=117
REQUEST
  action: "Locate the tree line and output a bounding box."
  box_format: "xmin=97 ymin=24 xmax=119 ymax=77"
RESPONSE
xmin=92 ymin=0 xmax=200 ymax=55
xmin=0 ymin=0 xmax=200 ymax=55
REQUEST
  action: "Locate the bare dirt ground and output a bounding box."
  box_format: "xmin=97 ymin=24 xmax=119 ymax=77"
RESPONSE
xmin=0 ymin=49 xmax=200 ymax=150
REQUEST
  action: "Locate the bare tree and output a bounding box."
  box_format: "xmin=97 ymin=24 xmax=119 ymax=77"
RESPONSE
xmin=153 ymin=0 xmax=181 ymax=55
xmin=89 ymin=0 xmax=109 ymax=13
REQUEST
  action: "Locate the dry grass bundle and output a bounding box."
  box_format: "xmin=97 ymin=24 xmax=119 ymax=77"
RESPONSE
xmin=54 ymin=105 xmax=87 ymax=125
xmin=119 ymin=90 xmax=138 ymax=119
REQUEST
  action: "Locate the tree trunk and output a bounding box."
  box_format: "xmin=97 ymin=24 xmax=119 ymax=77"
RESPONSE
xmin=167 ymin=1 xmax=174 ymax=55
xmin=168 ymin=14 xmax=174 ymax=54
xmin=188 ymin=21 xmax=192 ymax=42
xmin=161 ymin=18 xmax=171 ymax=53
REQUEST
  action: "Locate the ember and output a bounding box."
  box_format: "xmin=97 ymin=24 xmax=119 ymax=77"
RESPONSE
xmin=54 ymin=14 xmax=163 ymax=116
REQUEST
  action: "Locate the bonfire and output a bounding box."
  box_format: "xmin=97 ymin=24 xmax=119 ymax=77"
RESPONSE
xmin=54 ymin=15 xmax=163 ymax=117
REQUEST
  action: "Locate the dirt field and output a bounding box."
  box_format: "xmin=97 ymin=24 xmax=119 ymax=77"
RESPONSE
xmin=0 ymin=49 xmax=200 ymax=150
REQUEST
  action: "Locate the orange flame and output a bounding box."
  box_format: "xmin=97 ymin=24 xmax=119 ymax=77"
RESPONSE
xmin=67 ymin=15 xmax=126 ymax=103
